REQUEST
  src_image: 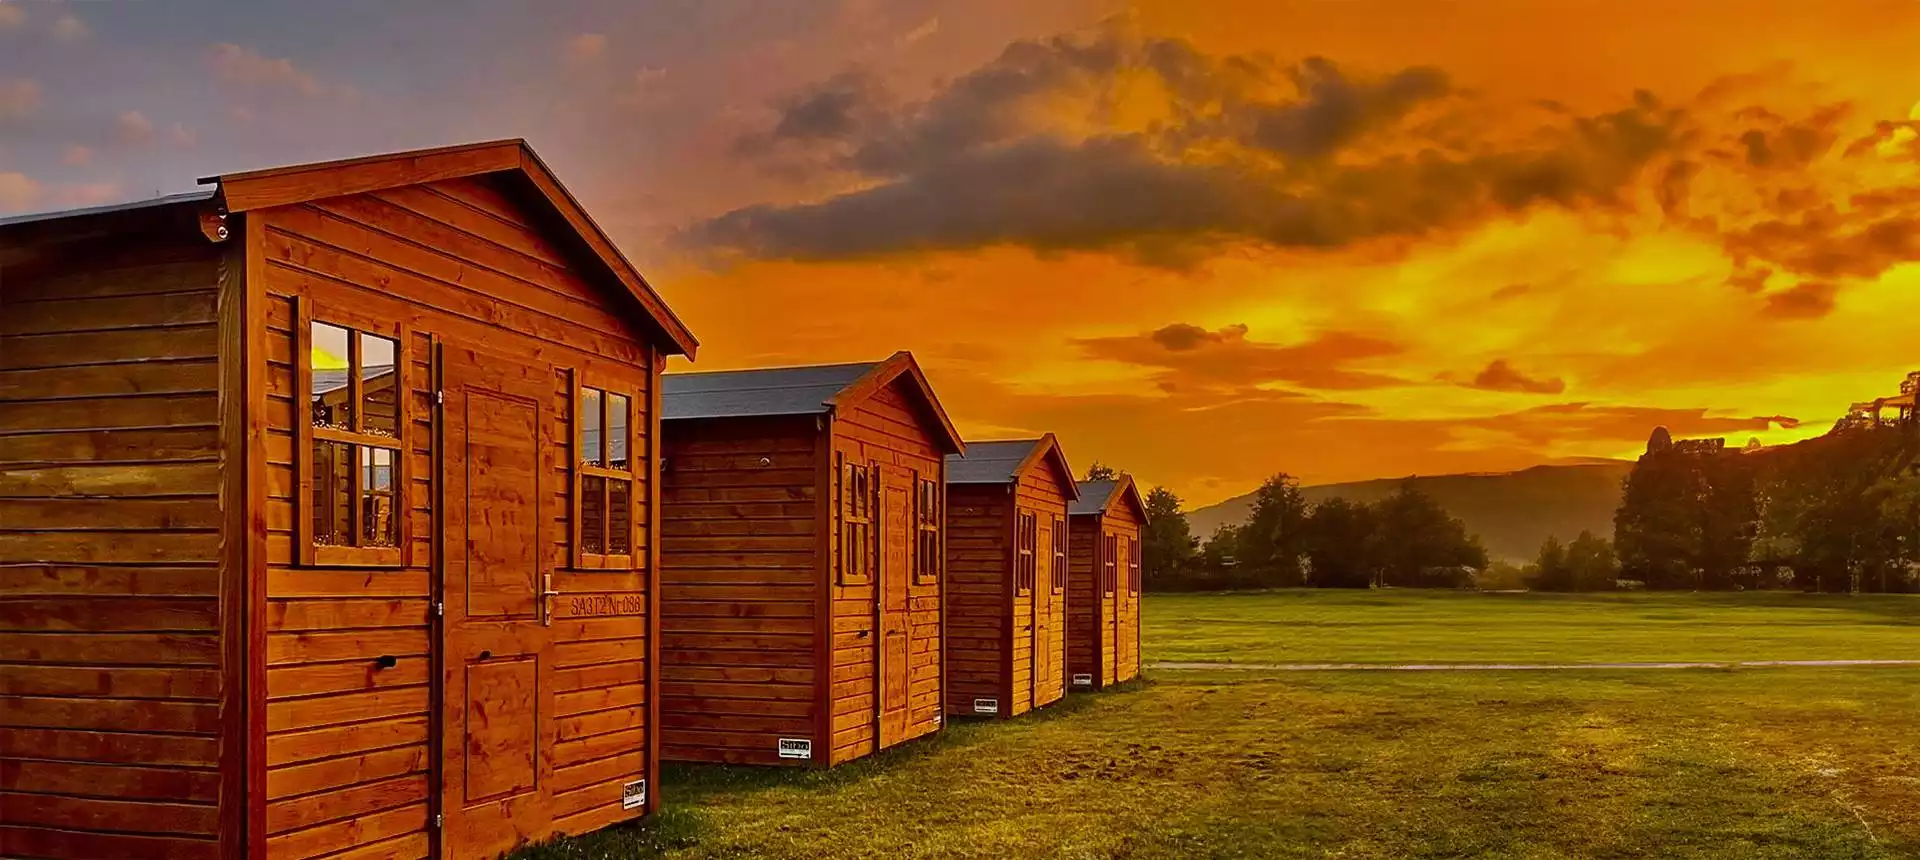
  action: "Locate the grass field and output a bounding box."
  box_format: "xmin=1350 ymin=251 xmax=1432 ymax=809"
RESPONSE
xmin=517 ymin=592 xmax=1920 ymax=859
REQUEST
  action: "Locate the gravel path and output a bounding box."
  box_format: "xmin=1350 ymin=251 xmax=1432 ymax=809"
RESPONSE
xmin=1148 ymin=659 xmax=1920 ymax=672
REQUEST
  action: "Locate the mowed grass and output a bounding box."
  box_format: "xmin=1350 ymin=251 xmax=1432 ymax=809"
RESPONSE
xmin=517 ymin=593 xmax=1920 ymax=859
xmin=1146 ymin=589 xmax=1920 ymax=666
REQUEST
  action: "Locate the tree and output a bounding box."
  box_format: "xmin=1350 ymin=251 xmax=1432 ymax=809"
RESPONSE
xmin=1615 ymin=445 xmax=1702 ymax=589
xmin=1303 ymin=497 xmax=1375 ymax=588
xmin=1141 ymin=486 xmax=1198 ymax=591
xmin=1237 ymin=473 xmax=1312 ymax=587
xmin=1528 ymin=535 xmax=1572 ymax=591
xmin=1084 ymin=461 xmax=1118 ymax=481
xmin=1367 ymin=481 xmax=1487 ymax=587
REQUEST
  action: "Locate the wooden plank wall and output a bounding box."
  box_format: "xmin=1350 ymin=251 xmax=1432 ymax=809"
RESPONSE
xmin=1066 ymin=514 xmax=1106 ymax=690
xmin=831 ymin=381 xmax=944 ymax=761
xmin=0 ymin=229 xmax=227 ymax=860
xmin=942 ymin=483 xmax=1008 ymax=717
xmin=656 ymin=416 xmax=819 ymax=765
xmin=251 ymin=174 xmax=658 ymax=858
xmin=1016 ymin=467 xmax=1071 ymax=708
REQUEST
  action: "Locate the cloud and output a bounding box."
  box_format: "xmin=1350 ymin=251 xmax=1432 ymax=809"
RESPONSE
xmin=0 ymin=3 xmax=22 ymax=31
xmin=899 ymin=17 xmax=939 ymax=47
xmin=565 ymin=33 xmax=607 ymax=63
xmin=116 ymin=110 xmax=154 ymax=145
xmin=61 ymin=144 xmax=91 ymax=166
xmin=1074 ymin=323 xmax=1410 ymax=391
xmin=50 ymin=11 xmax=86 ymax=42
xmin=206 ymin=43 xmax=354 ymax=103
xmin=0 ymin=77 xmax=39 ymax=122
xmin=1464 ymin=360 xmax=1567 ymax=394
xmin=687 ymin=27 xmax=1689 ymax=265
xmin=167 ymin=122 xmax=196 ymax=148
xmin=1761 ymin=281 xmax=1839 ymax=319
xmin=1458 ymin=402 xmax=1798 ymax=449
xmin=0 ymin=172 xmax=40 ymax=212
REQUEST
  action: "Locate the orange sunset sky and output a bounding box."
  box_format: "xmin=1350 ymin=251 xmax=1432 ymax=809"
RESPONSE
xmin=4 ymin=0 xmax=1920 ymax=506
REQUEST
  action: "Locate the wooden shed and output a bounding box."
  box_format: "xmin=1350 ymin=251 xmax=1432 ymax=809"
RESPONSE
xmin=657 ymin=352 xmax=964 ymax=767
xmin=0 ymin=140 xmax=695 ymax=860
xmin=942 ymin=435 xmax=1079 ymax=718
xmin=1067 ymin=476 xmax=1148 ymax=691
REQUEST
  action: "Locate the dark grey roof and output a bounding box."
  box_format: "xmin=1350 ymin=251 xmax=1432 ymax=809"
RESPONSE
xmin=311 ymin=365 xmax=396 ymax=397
xmin=1070 ymin=480 xmax=1119 ymax=516
xmin=946 ymin=439 xmax=1043 ymax=485
xmin=0 ymin=189 xmax=215 ymax=230
xmin=662 ymin=361 xmax=878 ymax=420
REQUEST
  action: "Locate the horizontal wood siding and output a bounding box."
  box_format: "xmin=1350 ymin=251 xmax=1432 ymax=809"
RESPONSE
xmin=833 ymin=380 xmax=944 ymax=760
xmin=0 ymin=230 xmax=225 ymax=860
xmin=253 ymin=174 xmax=659 ymax=858
xmin=942 ymin=484 xmax=1008 ymax=716
xmin=657 ymin=416 xmax=819 ymax=765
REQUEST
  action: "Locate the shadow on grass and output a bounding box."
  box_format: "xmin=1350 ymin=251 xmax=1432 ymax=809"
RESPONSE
xmin=505 ymin=684 xmax=1141 ymax=860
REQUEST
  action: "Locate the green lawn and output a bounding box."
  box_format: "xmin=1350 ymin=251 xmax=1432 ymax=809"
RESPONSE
xmin=518 ymin=592 xmax=1920 ymax=859
xmin=1146 ymin=589 xmax=1920 ymax=666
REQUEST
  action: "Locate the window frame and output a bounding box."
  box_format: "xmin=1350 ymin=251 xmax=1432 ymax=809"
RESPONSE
xmin=1014 ymin=510 xmax=1036 ymax=595
xmin=913 ymin=474 xmax=941 ymax=585
xmin=1050 ymin=515 xmax=1067 ymax=594
xmin=1101 ymin=533 xmax=1118 ymax=597
xmin=295 ymin=298 xmax=410 ymax=569
xmin=571 ymin=371 xmax=640 ymax=571
xmin=1128 ymin=535 xmax=1142 ymax=595
xmin=838 ymin=454 xmax=875 ymax=587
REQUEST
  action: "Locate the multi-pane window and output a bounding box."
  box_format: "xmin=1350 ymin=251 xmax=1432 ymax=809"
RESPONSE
xmin=1051 ymin=516 xmax=1067 ymax=593
xmin=1015 ymin=511 xmax=1037 ymax=594
xmin=914 ymin=476 xmax=940 ymax=584
xmin=1128 ymin=536 xmax=1142 ymax=595
xmin=1101 ymin=534 xmax=1118 ymax=596
xmin=304 ymin=318 xmax=405 ymax=566
xmin=576 ymin=382 xmax=635 ymax=567
xmin=839 ymin=457 xmax=874 ymax=586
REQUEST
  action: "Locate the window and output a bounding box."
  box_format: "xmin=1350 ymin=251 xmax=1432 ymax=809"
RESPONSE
xmin=575 ymin=380 xmax=636 ymax=568
xmin=1128 ymin=536 xmax=1141 ymax=595
xmin=914 ymin=476 xmax=940 ymax=584
xmin=301 ymin=316 xmax=406 ymax=567
xmin=839 ymin=456 xmax=874 ymax=586
xmin=1015 ymin=511 xmax=1036 ymax=594
xmin=1102 ymin=534 xmax=1118 ymax=596
xmin=1051 ymin=516 xmax=1067 ymax=593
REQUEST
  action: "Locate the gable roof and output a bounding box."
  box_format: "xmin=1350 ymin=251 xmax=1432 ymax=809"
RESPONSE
xmin=946 ymin=434 xmax=1079 ymax=498
xmin=203 ymin=139 xmax=698 ymax=358
xmin=663 ymin=351 xmax=965 ymax=455
xmin=1070 ymin=474 xmax=1149 ymax=522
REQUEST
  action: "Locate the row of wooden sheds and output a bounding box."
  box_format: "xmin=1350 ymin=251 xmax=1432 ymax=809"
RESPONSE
xmin=0 ymin=141 xmax=1145 ymax=860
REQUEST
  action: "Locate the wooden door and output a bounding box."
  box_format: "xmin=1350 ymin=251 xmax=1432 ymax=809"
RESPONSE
xmin=877 ymin=471 xmax=912 ymax=746
xmin=1032 ymin=517 xmax=1054 ymax=706
xmin=1117 ymin=536 xmax=1135 ymax=681
xmin=439 ymin=344 xmax=557 ymax=859
xmin=1101 ymin=531 xmax=1117 ymax=686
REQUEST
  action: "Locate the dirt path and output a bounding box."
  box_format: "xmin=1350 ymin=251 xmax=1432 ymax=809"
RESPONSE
xmin=1149 ymin=659 xmax=1920 ymax=672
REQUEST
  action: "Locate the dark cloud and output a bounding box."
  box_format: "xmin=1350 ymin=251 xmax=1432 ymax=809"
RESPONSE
xmin=736 ymin=71 xmax=883 ymax=154
xmin=1073 ymin=323 xmax=1409 ymax=391
xmin=1762 ymin=281 xmax=1839 ymax=319
xmin=1461 ymin=403 xmax=1799 ymax=449
xmin=1466 ymin=359 xmax=1566 ymax=394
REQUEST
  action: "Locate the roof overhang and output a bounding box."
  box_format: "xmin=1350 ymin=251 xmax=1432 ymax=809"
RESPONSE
xmin=201 ymin=139 xmax=698 ymax=359
xmin=830 ymin=351 xmax=966 ymax=456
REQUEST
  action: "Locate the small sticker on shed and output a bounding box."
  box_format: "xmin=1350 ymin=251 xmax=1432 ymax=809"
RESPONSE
xmin=622 ymin=779 xmax=646 ymax=810
xmin=1071 ymin=673 xmax=1094 ymax=687
xmin=973 ymin=698 xmax=1000 ymax=715
xmin=778 ymin=738 xmax=813 ymax=760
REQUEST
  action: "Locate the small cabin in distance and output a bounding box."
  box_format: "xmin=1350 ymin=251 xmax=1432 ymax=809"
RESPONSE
xmin=657 ymin=352 xmax=965 ymax=767
xmin=1068 ymin=475 xmax=1148 ymax=690
xmin=0 ymin=140 xmax=694 ymax=860
xmin=943 ymin=435 xmax=1079 ymax=718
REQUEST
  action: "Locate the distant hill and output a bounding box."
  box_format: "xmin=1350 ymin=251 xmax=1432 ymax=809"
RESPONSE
xmin=1185 ymin=460 xmax=1636 ymax=564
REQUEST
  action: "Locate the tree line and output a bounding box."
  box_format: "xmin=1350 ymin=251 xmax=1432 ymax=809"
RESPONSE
xmin=1132 ymin=420 xmax=1920 ymax=594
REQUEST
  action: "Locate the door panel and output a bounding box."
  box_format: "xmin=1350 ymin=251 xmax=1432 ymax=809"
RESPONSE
xmin=878 ymin=476 xmax=911 ymax=746
xmin=1033 ymin=518 xmax=1054 ymax=706
xmin=440 ymin=344 xmax=556 ymax=859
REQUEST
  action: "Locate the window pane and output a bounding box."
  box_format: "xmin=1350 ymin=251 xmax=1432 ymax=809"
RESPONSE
xmin=607 ymin=393 xmax=630 ymax=470
xmin=582 ymin=474 xmax=606 ymax=554
xmin=360 ymin=447 xmax=398 ymax=548
xmin=311 ymin=322 xmax=354 ymax=431
xmin=360 ymin=332 xmax=399 ymax=438
xmin=608 ymin=479 xmax=632 ymax=555
xmin=312 ymin=440 xmax=353 ymax=547
xmin=581 ymin=388 xmax=604 ymax=467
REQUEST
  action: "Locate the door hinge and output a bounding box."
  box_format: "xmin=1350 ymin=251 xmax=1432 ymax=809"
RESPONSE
xmin=432 ymin=813 xmax=443 ymax=829
xmin=433 ymin=601 xmax=444 ymax=617
xmin=434 ymin=390 xmax=445 ymax=405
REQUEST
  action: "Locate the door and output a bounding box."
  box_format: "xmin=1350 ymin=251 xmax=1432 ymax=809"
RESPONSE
xmin=438 ymin=344 xmax=556 ymax=859
xmin=877 ymin=471 xmax=912 ymax=746
xmin=1116 ymin=535 xmax=1135 ymax=682
xmin=1030 ymin=517 xmax=1048 ymax=707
